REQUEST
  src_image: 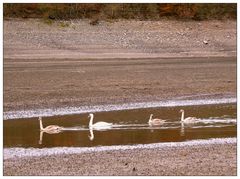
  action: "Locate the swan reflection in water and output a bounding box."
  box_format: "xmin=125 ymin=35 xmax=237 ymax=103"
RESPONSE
xmin=88 ymin=127 xmax=94 ymax=141
xmin=88 ymin=126 xmax=112 ymax=141
xmin=179 ymin=119 xmax=198 ymax=137
xmin=38 ymin=117 xmax=63 ymax=145
xmin=88 ymin=113 xmax=113 ymax=141
xmin=39 ymin=126 xmax=104 ymax=144
xmin=38 ymin=130 xmax=63 ymax=145
xmin=180 ymin=122 xmax=185 ymax=136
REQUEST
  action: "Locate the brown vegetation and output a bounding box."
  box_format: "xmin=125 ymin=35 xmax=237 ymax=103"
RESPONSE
xmin=3 ymin=3 xmax=237 ymax=21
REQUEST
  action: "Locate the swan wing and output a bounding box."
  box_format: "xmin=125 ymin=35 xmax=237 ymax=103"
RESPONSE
xmin=183 ymin=117 xmax=199 ymax=123
xmin=186 ymin=117 xmax=197 ymax=120
xmin=45 ymin=125 xmax=63 ymax=131
xmin=45 ymin=130 xmax=62 ymax=134
xmin=150 ymin=118 xmax=165 ymax=126
xmin=92 ymin=122 xmax=113 ymax=129
xmin=153 ymin=118 xmax=165 ymax=122
xmin=93 ymin=122 xmax=113 ymax=127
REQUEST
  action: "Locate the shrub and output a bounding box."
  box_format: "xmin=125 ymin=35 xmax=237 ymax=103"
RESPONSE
xmin=3 ymin=3 xmax=237 ymax=21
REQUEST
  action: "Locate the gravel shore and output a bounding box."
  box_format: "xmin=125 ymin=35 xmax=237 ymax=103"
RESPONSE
xmin=4 ymin=19 xmax=236 ymax=59
xmin=4 ymin=142 xmax=237 ymax=176
xmin=3 ymin=19 xmax=237 ymax=176
xmin=3 ymin=19 xmax=236 ymax=113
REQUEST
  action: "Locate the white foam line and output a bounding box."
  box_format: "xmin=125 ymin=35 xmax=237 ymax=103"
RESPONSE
xmin=3 ymin=97 xmax=236 ymax=120
xmin=4 ymin=137 xmax=236 ymax=160
xmin=63 ymin=123 xmax=236 ymax=131
xmin=191 ymin=124 xmax=235 ymax=129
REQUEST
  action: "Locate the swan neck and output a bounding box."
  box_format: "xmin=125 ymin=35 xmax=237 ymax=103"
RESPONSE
xmin=181 ymin=111 xmax=184 ymax=121
xmin=89 ymin=115 xmax=94 ymax=127
xmin=148 ymin=115 xmax=152 ymax=123
xmin=39 ymin=118 xmax=44 ymax=130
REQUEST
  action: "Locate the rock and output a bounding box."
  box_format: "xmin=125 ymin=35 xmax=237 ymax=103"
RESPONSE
xmin=203 ymin=40 xmax=208 ymax=44
xmin=48 ymin=15 xmax=55 ymax=20
xmin=90 ymin=19 xmax=99 ymax=26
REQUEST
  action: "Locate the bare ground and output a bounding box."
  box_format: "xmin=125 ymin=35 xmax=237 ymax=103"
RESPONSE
xmin=4 ymin=143 xmax=237 ymax=176
xmin=3 ymin=19 xmax=237 ymax=59
xmin=3 ymin=19 xmax=237 ymax=176
xmin=4 ymin=56 xmax=237 ymax=112
xmin=3 ymin=19 xmax=237 ymax=112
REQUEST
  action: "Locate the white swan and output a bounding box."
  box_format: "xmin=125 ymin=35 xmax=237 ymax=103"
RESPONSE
xmin=179 ymin=109 xmax=198 ymax=123
xmin=38 ymin=117 xmax=63 ymax=134
xmin=88 ymin=113 xmax=113 ymax=129
xmin=148 ymin=114 xmax=165 ymax=126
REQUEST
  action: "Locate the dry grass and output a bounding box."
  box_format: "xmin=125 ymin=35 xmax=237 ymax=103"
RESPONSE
xmin=3 ymin=3 xmax=237 ymax=22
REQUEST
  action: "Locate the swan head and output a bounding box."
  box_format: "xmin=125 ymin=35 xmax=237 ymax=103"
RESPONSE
xmin=38 ymin=117 xmax=42 ymax=120
xmin=88 ymin=113 xmax=94 ymax=118
xmin=179 ymin=109 xmax=184 ymax=113
xmin=150 ymin=114 xmax=153 ymax=118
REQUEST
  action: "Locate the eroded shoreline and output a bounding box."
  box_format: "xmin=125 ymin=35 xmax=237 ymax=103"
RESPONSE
xmin=4 ymin=138 xmax=237 ymax=176
xmin=3 ymin=96 xmax=236 ymax=120
xmin=4 ymin=137 xmax=237 ymax=160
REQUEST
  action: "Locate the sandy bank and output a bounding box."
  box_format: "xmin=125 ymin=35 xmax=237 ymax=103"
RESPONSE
xmin=3 ymin=19 xmax=236 ymax=113
xmin=4 ymin=56 xmax=236 ymax=113
xmin=4 ymin=138 xmax=237 ymax=176
xmin=4 ymin=19 xmax=236 ymax=59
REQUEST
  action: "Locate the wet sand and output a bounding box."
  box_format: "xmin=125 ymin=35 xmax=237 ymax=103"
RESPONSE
xmin=4 ymin=57 xmax=236 ymax=113
xmin=4 ymin=142 xmax=237 ymax=176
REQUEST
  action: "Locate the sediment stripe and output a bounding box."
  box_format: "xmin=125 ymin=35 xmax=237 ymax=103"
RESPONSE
xmin=3 ymin=97 xmax=236 ymax=120
xmin=4 ymin=137 xmax=236 ymax=160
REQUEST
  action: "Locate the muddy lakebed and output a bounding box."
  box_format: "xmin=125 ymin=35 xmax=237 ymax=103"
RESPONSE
xmin=3 ymin=56 xmax=237 ymax=159
xmin=3 ymin=19 xmax=237 ymax=175
xmin=4 ymin=101 xmax=237 ymax=151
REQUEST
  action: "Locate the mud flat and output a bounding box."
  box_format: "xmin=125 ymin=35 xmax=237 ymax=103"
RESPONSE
xmin=4 ymin=138 xmax=237 ymax=176
xmin=3 ymin=19 xmax=237 ymax=113
xmin=3 ymin=56 xmax=236 ymax=113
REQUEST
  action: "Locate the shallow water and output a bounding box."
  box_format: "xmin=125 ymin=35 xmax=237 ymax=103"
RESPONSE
xmin=3 ymin=103 xmax=236 ymax=148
